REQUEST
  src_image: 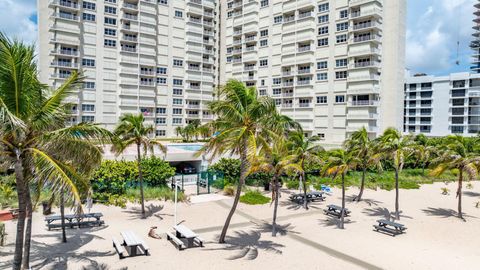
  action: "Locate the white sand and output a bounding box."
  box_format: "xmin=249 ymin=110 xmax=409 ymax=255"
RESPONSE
xmin=1 ymin=182 xmax=480 ymax=270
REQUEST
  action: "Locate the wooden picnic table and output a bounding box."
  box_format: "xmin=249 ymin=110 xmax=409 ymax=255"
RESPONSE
xmin=290 ymin=192 xmax=325 ymax=203
xmin=45 ymin=213 xmax=104 ymax=230
xmin=324 ymin=204 xmax=350 ymax=218
xmin=374 ymin=219 xmax=407 ymax=236
xmin=174 ymin=225 xmax=199 ymax=248
xmin=120 ymin=231 xmax=149 ymax=256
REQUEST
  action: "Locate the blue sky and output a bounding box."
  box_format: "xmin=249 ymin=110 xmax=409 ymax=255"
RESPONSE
xmin=0 ymin=0 xmax=475 ymax=76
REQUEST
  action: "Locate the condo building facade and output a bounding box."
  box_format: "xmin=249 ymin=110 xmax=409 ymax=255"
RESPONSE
xmin=404 ymin=72 xmax=480 ymax=137
xmin=38 ymin=0 xmax=219 ymax=137
xmin=38 ymin=0 xmax=407 ymax=145
xmin=220 ymin=0 xmax=406 ymax=145
xmin=471 ymin=0 xmax=480 ymax=73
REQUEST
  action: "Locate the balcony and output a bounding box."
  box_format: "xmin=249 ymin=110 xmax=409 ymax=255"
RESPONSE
xmin=297 ymin=46 xmax=312 ymax=53
xmin=234 ymin=30 xmax=243 ymax=36
xmin=350 ymin=61 xmax=381 ymax=69
xmin=140 ymin=70 xmax=155 ymax=76
xmin=204 ymin=11 xmax=214 ymax=18
xmin=297 ymin=80 xmax=312 ymax=86
xmin=140 ymin=81 xmax=155 ymax=87
xmin=353 ymin=35 xmax=381 ymax=43
xmin=187 ymin=104 xmax=201 ymax=109
xmin=351 ymin=8 xmax=382 ymax=19
xmin=122 ymin=36 xmax=138 ymax=42
xmin=52 ymin=12 xmax=79 ymax=21
xmin=282 ymin=71 xmax=293 ymax=76
xmin=299 ymin=103 xmax=312 ymax=108
xmin=284 ymin=16 xmax=295 ymax=24
xmin=123 ymin=3 xmax=138 ymax=10
xmin=189 ymin=18 xmax=202 ymax=24
xmin=244 ymin=36 xmax=257 ymax=42
xmin=188 ymin=66 xmax=201 ymax=71
xmin=349 ymin=100 xmax=378 ymax=106
xmin=121 ymin=47 xmax=137 ymax=53
xmin=282 ymin=103 xmax=293 ymax=108
xmin=298 ymin=12 xmax=314 ymax=20
xmin=297 ymin=69 xmax=311 ymax=74
xmin=50 ymin=0 xmax=79 ymax=10
xmin=188 ymin=85 xmax=201 ymax=90
xmin=50 ymin=61 xmax=78 ymax=68
xmin=51 ymin=49 xmax=79 ymax=56
xmin=203 ymin=20 xmax=213 ymax=26
xmin=350 ymin=0 xmax=383 ymax=7
xmin=352 ymin=21 xmax=381 ymax=31
xmin=348 ymin=74 xmax=380 ymax=82
xmin=283 ymin=81 xmax=294 ymax=87
xmin=233 ymin=39 xmax=242 ymax=45
xmin=189 ymin=0 xmax=202 ymax=4
xmin=244 ymin=65 xmax=255 ymax=71
xmin=123 ymin=14 xmax=138 ymax=21
xmin=51 ymin=73 xmax=72 ymax=79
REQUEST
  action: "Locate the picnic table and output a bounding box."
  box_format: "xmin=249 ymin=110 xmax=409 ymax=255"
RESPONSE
xmin=174 ymin=225 xmax=199 ymax=248
xmin=45 ymin=213 xmax=104 ymax=230
xmin=324 ymin=205 xmax=350 ymax=218
xmin=289 ymin=191 xmax=325 ymax=203
xmin=119 ymin=230 xmax=150 ymax=257
xmin=374 ymin=219 xmax=407 ymax=236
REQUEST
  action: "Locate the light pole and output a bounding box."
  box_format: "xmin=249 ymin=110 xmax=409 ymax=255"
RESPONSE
xmin=174 ymin=180 xmax=179 ymax=226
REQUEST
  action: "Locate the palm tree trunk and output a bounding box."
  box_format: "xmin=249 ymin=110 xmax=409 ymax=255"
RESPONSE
xmin=302 ymin=172 xmax=308 ymax=210
xmin=219 ymin=143 xmax=248 ymax=244
xmin=457 ymin=169 xmax=463 ymax=220
xmin=22 ymin=187 xmax=33 ymax=270
xmin=395 ymin=168 xmax=400 ymax=220
xmin=137 ymin=143 xmax=146 ymax=219
xmin=355 ymin=167 xmax=366 ymax=202
xmin=60 ymin=187 xmax=67 ymax=243
xmin=13 ymin=157 xmax=27 ymax=270
xmin=272 ymin=175 xmax=279 ymax=237
xmin=340 ymin=173 xmax=345 ymax=229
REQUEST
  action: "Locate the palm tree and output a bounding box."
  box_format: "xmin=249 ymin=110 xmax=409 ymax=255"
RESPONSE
xmin=200 ymin=79 xmax=298 ymax=243
xmin=323 ymin=149 xmax=358 ymax=229
xmin=344 ymin=127 xmax=381 ymax=202
xmin=112 ymin=113 xmax=166 ymax=219
xmin=430 ymin=135 xmax=480 ymax=220
xmin=414 ymin=134 xmax=435 ymax=175
xmin=286 ymin=131 xmax=324 ymax=209
xmin=0 ymin=33 xmax=111 ymax=270
xmin=378 ymin=128 xmax=414 ymax=220
xmin=250 ymin=138 xmax=300 ymax=236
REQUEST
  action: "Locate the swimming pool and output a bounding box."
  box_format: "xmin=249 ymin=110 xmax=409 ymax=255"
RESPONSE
xmin=168 ymin=144 xmax=203 ymax=152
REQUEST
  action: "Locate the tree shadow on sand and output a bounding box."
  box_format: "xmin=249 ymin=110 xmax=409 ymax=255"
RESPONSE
xmin=279 ymin=199 xmax=323 ymax=211
xmin=254 ymin=222 xmax=300 ymax=236
xmin=122 ymin=203 xmax=168 ymax=220
xmin=362 ymin=207 xmax=412 ymax=220
xmin=81 ymin=262 xmax=128 ymax=270
xmin=318 ymin=217 xmax=356 ymax=228
xmin=422 ymin=207 xmax=476 ymax=219
xmin=463 ymin=191 xmax=480 ymax=198
xmin=346 ymin=195 xmax=382 ymax=207
xmin=206 ymin=230 xmax=284 ymax=260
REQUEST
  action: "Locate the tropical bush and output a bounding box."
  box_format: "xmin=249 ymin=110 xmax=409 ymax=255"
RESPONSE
xmin=0 ymin=174 xmax=17 ymax=209
xmin=208 ymin=158 xmax=241 ymax=184
xmin=240 ymin=190 xmax=270 ymax=205
xmin=223 ymin=184 xmax=235 ymax=196
xmin=125 ymin=186 xmax=186 ymax=202
xmin=91 ymin=158 xmax=176 ymax=195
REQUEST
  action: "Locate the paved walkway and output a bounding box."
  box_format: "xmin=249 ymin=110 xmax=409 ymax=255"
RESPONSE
xmin=193 ymin=200 xmax=384 ymax=270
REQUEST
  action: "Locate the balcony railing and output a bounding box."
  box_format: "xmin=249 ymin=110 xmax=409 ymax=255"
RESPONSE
xmin=353 ymin=21 xmax=380 ymax=30
xmin=121 ymin=47 xmax=137 ymax=53
xmin=123 ymin=36 xmax=138 ymax=42
xmin=350 ymin=100 xmax=378 ymax=106
xmin=298 ymin=12 xmax=313 ymax=19
xmin=297 ymin=80 xmax=311 ymax=86
xmin=123 ymin=3 xmax=138 ymax=9
xmin=299 ymin=103 xmax=312 ymax=108
xmin=123 ymin=14 xmax=138 ymax=20
xmin=51 ymin=49 xmax=78 ymax=56
xmin=140 ymin=70 xmax=155 ymax=75
xmin=189 ymin=0 xmax=202 ymax=4
xmin=53 ymin=12 xmax=79 ymax=21
xmin=298 ymin=69 xmax=311 ymax=74
xmin=283 ymin=81 xmax=294 ymax=87
xmin=298 ymin=46 xmax=311 ymax=52
xmin=190 ymin=18 xmax=202 ymax=24
xmin=244 ymin=66 xmax=255 ymax=70
xmin=51 ymin=61 xmax=78 ymax=68
xmin=284 ymin=16 xmax=295 ymax=23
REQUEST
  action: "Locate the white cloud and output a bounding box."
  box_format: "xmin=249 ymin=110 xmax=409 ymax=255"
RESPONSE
xmin=406 ymin=0 xmax=475 ymax=74
xmin=0 ymin=0 xmax=37 ymax=44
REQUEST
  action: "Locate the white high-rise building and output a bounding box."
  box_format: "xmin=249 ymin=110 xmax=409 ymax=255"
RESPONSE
xmin=38 ymin=0 xmax=407 ymax=145
xmin=404 ymin=72 xmax=480 ymax=137
xmin=38 ymin=0 xmax=218 ymax=137
xmin=220 ymin=0 xmax=406 ymax=145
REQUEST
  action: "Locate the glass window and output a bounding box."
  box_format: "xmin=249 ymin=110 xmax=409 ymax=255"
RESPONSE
xmin=335 ymin=95 xmax=345 ymax=103
xmin=317 ymin=96 xmax=327 ymax=104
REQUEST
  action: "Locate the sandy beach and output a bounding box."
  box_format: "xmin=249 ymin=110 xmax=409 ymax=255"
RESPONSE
xmin=1 ymin=182 xmax=480 ymax=270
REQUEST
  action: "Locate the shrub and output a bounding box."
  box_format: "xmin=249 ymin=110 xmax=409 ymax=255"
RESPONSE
xmin=125 ymin=187 xmax=186 ymax=202
xmin=141 ymin=157 xmax=176 ymax=186
xmin=208 ymin=158 xmax=241 ymax=184
xmin=223 ymin=184 xmax=235 ymax=196
xmin=286 ymin=179 xmax=299 ymax=190
xmin=441 ymin=187 xmax=450 ymax=195
xmin=240 ymin=190 xmax=270 ymax=205
xmin=466 ymin=182 xmax=474 ymax=189
xmin=0 ymin=183 xmax=17 ymax=209
xmin=91 ymin=158 xmax=176 ymax=195
xmin=246 ymin=172 xmax=272 ymax=187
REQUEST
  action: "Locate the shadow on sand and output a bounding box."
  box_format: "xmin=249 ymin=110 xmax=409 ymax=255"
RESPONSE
xmin=0 ymin=226 xmax=114 ymax=270
xmin=122 ymin=203 xmax=169 ymax=220
xmin=346 ymin=194 xmax=382 ymax=207
xmin=422 ymin=207 xmax=476 ymax=219
xmin=319 ymin=217 xmax=356 ymax=228
xmin=207 ymin=230 xmax=284 ymax=260
xmin=463 ymin=191 xmax=480 ymax=198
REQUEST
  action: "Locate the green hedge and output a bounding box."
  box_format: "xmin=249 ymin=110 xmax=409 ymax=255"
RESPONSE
xmin=91 ymin=157 xmax=176 ymax=195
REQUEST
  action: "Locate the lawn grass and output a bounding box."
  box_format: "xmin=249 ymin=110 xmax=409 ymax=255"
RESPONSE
xmin=240 ymin=190 xmax=271 ymax=205
xmin=309 ymin=168 xmax=459 ymax=191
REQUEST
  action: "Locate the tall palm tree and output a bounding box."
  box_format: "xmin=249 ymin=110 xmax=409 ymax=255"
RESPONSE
xmin=430 ymin=135 xmax=480 ymax=220
xmin=112 ymin=113 xmax=166 ymax=219
xmin=250 ymin=138 xmax=300 ymax=236
xmin=414 ymin=134 xmax=435 ymax=175
xmin=286 ymin=131 xmax=324 ymax=209
xmin=0 ymin=33 xmax=111 ymax=270
xmin=323 ymin=149 xmax=358 ymax=229
xmin=200 ymin=79 xmax=298 ymax=243
xmin=344 ymin=127 xmax=381 ymax=202
xmin=378 ymin=128 xmax=414 ymax=220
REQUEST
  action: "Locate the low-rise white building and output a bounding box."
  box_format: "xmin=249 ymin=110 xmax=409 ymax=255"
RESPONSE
xmin=404 ymin=72 xmax=480 ymax=137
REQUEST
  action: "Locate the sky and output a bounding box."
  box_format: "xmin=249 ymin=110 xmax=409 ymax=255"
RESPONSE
xmin=0 ymin=0 xmax=475 ymax=76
